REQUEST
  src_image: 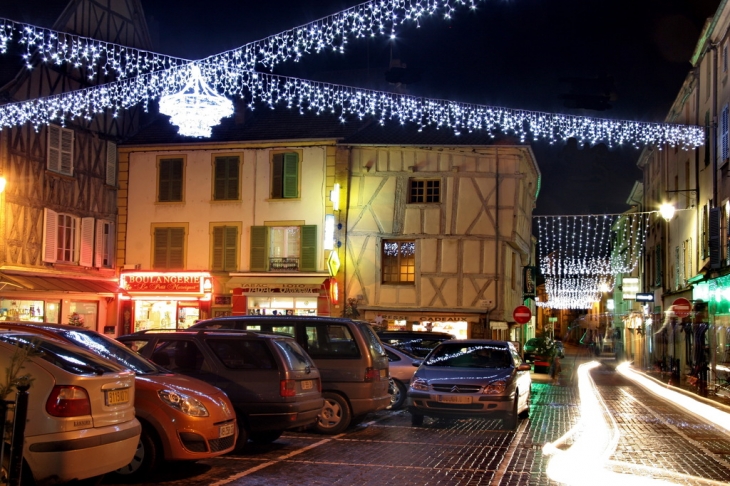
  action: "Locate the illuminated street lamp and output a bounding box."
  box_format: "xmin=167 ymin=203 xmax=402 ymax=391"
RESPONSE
xmin=659 ymin=203 xmax=675 ymax=222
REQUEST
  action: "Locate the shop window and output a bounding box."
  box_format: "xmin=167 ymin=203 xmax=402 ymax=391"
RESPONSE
xmin=409 ymin=179 xmax=440 ymax=203
xmin=68 ymin=301 xmax=97 ymax=329
xmin=47 ymin=124 xmax=74 ymax=176
xmin=270 ymin=152 xmax=299 ymax=199
xmin=158 ymin=157 xmax=184 ymax=202
xmin=382 ymin=240 xmax=415 ymax=284
xmin=153 ymin=227 xmax=186 ymax=270
xmin=43 ymin=209 xmax=82 ymax=264
xmin=211 ymin=225 xmax=239 ymax=271
xmin=249 ymin=225 xmax=317 ymax=272
xmin=213 ymin=155 xmax=240 ymax=200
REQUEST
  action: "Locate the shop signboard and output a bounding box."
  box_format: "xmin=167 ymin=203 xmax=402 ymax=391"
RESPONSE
xmin=120 ymin=272 xmax=211 ymax=294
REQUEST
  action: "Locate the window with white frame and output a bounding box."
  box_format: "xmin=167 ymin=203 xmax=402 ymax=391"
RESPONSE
xmin=47 ymin=125 xmax=74 ymax=176
xmin=95 ymin=220 xmax=115 ymax=268
xmin=43 ymin=209 xmax=114 ymax=268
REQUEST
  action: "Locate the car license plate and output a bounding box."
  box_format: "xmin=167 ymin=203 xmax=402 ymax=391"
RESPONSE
xmin=105 ymin=388 xmax=130 ymax=406
xmin=438 ymin=395 xmax=472 ymax=404
xmin=219 ymin=423 xmax=235 ymax=438
xmin=301 ymin=380 xmax=313 ymax=390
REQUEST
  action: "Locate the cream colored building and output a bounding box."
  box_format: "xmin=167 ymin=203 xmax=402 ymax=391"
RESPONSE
xmin=343 ymin=143 xmax=540 ymax=340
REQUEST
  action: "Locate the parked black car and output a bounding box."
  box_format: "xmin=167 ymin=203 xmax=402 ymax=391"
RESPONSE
xmin=119 ymin=329 xmax=323 ymax=448
xmin=190 ymin=316 xmax=391 ymax=434
xmin=376 ymin=330 xmax=455 ymax=358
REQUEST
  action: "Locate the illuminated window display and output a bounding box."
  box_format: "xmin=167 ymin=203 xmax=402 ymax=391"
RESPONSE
xmin=247 ymin=296 xmax=317 ymax=316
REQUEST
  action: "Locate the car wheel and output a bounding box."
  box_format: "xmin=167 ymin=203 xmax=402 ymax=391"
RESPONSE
xmin=504 ymin=397 xmax=519 ymax=430
xmin=113 ymin=426 xmax=157 ymax=479
xmin=387 ymin=378 xmax=407 ymax=410
xmin=249 ymin=430 xmax=283 ymax=444
xmin=518 ymin=389 xmax=530 ymax=419
xmin=411 ymin=411 xmax=424 ymax=426
xmin=316 ymin=392 xmax=351 ymax=434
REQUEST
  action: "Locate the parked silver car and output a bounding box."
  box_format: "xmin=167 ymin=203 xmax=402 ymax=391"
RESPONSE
xmin=408 ymin=340 xmax=531 ymax=429
xmin=384 ymin=344 xmax=419 ymax=410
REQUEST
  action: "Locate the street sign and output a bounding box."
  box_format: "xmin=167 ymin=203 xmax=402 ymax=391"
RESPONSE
xmin=636 ymin=293 xmax=654 ymax=302
xmin=513 ymin=305 xmax=532 ymax=324
xmin=672 ymin=297 xmax=692 ymax=318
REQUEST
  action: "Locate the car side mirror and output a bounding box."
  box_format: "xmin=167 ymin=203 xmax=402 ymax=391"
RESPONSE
xmin=412 ymin=360 xmax=422 ymax=367
xmin=517 ymin=363 xmax=532 ymax=371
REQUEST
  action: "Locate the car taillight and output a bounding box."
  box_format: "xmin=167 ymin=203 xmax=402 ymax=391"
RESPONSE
xmin=364 ymin=367 xmax=381 ymax=381
xmin=280 ymin=380 xmax=296 ymax=397
xmin=46 ymin=385 xmax=91 ymax=417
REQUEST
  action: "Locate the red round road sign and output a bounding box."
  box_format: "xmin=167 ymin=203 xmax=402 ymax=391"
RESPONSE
xmin=672 ymin=297 xmax=692 ymax=318
xmin=513 ymin=305 xmax=532 ymax=324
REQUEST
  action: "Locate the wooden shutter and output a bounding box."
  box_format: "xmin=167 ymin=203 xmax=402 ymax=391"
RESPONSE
xmin=47 ymin=126 xmax=61 ymax=172
xmin=250 ymin=226 xmax=268 ymax=271
xmin=95 ymin=220 xmax=114 ymax=268
xmin=80 ymin=217 xmax=95 ymax=267
xmin=106 ymin=141 xmax=117 ymax=187
xmin=271 ymin=154 xmax=283 ymax=198
xmin=723 ymin=105 xmax=729 ymax=162
xmin=300 ymin=225 xmax=317 ymax=271
xmin=224 ymin=226 xmax=238 ymax=271
xmin=42 ymin=208 xmax=58 ymax=263
xmin=710 ymin=207 xmax=722 ymax=269
xmin=154 ymin=227 xmax=185 ymax=269
xmin=159 ymin=158 xmax=183 ymax=202
xmin=212 ymin=226 xmax=224 ymax=269
xmin=283 ymin=153 xmax=299 ymax=198
xmin=60 ymin=127 xmax=74 ymax=175
xmin=214 ymin=156 xmax=239 ymax=200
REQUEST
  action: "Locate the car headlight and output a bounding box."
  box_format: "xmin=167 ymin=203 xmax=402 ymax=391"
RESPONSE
xmin=483 ymin=380 xmax=507 ymax=395
xmin=158 ymin=389 xmax=210 ymax=417
xmin=411 ymin=378 xmax=429 ymax=391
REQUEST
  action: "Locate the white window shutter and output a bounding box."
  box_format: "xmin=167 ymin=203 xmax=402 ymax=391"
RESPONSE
xmin=47 ymin=126 xmax=61 ymax=172
xmin=80 ymin=217 xmax=94 ymax=267
xmin=94 ymin=220 xmax=104 ymax=267
xmin=60 ymin=128 xmax=74 ymax=176
xmin=42 ymin=208 xmax=58 ymax=263
xmin=106 ymin=141 xmax=117 ymax=186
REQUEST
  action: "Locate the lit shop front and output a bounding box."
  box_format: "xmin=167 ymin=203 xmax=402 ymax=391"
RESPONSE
xmin=363 ymin=310 xmax=477 ymax=339
xmin=119 ymin=271 xmax=213 ymax=333
xmin=0 ymin=272 xmax=120 ymax=331
xmin=227 ymin=276 xmax=336 ymax=317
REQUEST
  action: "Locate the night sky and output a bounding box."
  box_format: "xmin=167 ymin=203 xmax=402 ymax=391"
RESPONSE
xmin=4 ymin=0 xmax=724 ymax=215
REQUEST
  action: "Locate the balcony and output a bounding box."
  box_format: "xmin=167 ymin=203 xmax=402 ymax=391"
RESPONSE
xmin=269 ymin=257 xmax=300 ymax=271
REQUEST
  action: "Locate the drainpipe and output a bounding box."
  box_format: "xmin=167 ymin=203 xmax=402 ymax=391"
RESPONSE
xmin=711 ymin=42 xmax=719 ymax=208
xmin=493 ymin=149 xmax=500 ymax=339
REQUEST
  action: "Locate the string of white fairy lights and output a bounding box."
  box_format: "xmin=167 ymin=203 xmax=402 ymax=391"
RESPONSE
xmin=0 ymin=62 xmax=708 ymax=148
xmin=0 ymin=1 xmax=706 ymax=146
xmin=536 ymin=212 xmax=652 ymax=309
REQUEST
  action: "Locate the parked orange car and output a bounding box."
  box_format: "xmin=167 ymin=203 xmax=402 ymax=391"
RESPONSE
xmin=0 ymin=322 xmax=237 ymax=480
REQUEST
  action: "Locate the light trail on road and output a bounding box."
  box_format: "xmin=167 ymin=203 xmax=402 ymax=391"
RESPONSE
xmin=543 ymin=361 xmax=729 ymax=486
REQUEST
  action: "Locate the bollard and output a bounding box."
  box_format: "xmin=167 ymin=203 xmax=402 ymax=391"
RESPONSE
xmin=8 ymin=384 xmax=30 ymax=486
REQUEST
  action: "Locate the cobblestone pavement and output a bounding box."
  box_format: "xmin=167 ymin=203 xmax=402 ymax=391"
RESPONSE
xmin=102 ymin=354 xmax=730 ymax=486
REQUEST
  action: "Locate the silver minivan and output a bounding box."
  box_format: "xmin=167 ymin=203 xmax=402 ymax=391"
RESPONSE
xmin=191 ymin=316 xmax=391 ymax=434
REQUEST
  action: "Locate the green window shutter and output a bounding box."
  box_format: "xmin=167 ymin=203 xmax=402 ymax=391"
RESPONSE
xmin=214 ymin=156 xmax=239 ymax=200
xmin=250 ymin=226 xmax=268 ymax=271
xmin=224 ymin=226 xmax=238 ymax=271
xmin=154 ymin=228 xmax=185 ymax=269
xmin=159 ymin=158 xmax=183 ymax=202
xmin=283 ymin=153 xmax=299 ymax=198
xmin=212 ymin=226 xmax=224 ymax=270
xmin=271 ymin=154 xmax=283 ymax=198
xmin=300 ymin=225 xmax=317 ymax=271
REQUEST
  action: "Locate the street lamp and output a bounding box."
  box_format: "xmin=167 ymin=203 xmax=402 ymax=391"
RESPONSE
xmin=659 ymin=203 xmax=675 ymax=222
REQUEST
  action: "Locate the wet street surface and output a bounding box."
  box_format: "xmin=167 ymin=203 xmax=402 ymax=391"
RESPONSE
xmin=104 ymin=357 xmax=730 ymax=486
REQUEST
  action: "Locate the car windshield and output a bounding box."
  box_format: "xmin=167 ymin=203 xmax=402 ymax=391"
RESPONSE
xmin=55 ymin=328 xmax=160 ymax=375
xmin=0 ymin=334 xmax=126 ymax=375
xmin=425 ymin=343 xmax=512 ymax=368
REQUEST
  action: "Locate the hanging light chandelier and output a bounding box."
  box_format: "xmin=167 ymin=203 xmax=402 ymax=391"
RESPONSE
xmin=158 ymin=64 xmax=233 ymax=137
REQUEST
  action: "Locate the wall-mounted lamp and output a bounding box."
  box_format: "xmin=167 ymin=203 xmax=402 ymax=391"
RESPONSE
xmin=203 ymin=278 xmax=213 ymax=293
xmin=659 ymin=203 xmax=676 ymax=222
xmin=330 ymin=183 xmax=340 ymax=211
xmin=0 ymin=177 xmax=6 ymax=193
